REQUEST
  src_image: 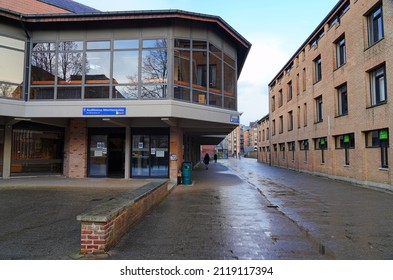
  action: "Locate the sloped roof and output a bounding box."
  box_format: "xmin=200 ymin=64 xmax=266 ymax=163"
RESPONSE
xmin=0 ymin=0 xmax=98 ymax=15
xmin=0 ymin=0 xmax=70 ymax=14
xmin=39 ymin=0 xmax=99 ymax=13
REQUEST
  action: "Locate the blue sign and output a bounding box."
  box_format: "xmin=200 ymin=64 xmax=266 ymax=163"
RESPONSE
xmin=82 ymin=107 xmax=126 ymax=116
xmin=230 ymin=115 xmax=240 ymax=123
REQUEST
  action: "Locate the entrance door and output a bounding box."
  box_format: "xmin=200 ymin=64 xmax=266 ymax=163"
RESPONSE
xmin=88 ymin=128 xmax=125 ymax=178
xmin=131 ymin=130 xmax=169 ymax=178
xmin=89 ymin=135 xmax=108 ymax=177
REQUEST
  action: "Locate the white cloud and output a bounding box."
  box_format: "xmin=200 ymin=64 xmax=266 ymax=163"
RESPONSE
xmin=237 ymin=32 xmax=292 ymax=124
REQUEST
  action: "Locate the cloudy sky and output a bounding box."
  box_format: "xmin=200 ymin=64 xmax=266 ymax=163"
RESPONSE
xmin=77 ymin=0 xmax=339 ymax=125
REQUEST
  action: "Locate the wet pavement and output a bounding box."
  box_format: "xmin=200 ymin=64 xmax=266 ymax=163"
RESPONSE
xmin=1 ymin=159 xmax=393 ymax=260
xmin=0 ymin=177 xmax=150 ymax=259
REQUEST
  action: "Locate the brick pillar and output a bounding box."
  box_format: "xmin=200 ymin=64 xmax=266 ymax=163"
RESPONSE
xmin=63 ymin=119 xmax=88 ymax=178
xmin=170 ymin=126 xmax=183 ymax=185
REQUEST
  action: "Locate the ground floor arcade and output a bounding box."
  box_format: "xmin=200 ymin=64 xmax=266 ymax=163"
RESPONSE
xmin=0 ymin=118 xmax=206 ymax=183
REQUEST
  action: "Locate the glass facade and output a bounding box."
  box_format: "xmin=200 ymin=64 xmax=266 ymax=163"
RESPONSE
xmin=174 ymin=39 xmax=236 ymax=110
xmin=28 ymin=36 xmax=237 ymax=110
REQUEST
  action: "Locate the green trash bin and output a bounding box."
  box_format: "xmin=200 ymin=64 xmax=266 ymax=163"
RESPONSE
xmin=181 ymin=162 xmax=192 ymax=185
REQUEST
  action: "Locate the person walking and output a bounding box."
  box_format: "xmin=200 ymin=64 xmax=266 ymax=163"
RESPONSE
xmin=213 ymin=153 xmax=218 ymax=163
xmin=203 ymin=153 xmax=210 ymax=170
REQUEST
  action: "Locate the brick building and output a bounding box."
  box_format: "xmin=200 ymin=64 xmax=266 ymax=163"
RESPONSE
xmin=0 ymin=0 xmax=250 ymax=184
xmin=257 ymin=114 xmax=269 ymax=163
xmin=267 ymin=0 xmax=393 ymax=190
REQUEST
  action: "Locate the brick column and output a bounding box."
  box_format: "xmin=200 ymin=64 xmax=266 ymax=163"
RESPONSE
xmin=63 ymin=119 xmax=88 ymax=178
xmin=169 ymin=126 xmax=183 ymax=184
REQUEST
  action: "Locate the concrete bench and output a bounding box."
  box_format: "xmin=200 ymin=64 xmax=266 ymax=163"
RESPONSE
xmin=77 ymin=179 xmax=169 ymax=255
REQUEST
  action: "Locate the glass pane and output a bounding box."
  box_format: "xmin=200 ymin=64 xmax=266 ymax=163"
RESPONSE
xmin=150 ymin=135 xmax=169 ymax=177
xmin=224 ymin=63 xmax=236 ymax=96
xmin=84 ymin=86 xmax=109 ymax=99
xmin=0 ymin=83 xmax=22 ymax=99
xmin=113 ymin=85 xmax=138 ymax=99
xmin=142 ymin=39 xmax=166 ymax=49
xmin=132 ymin=135 xmax=150 ymax=177
xmin=57 ymin=52 xmax=84 ymax=84
xmin=0 ymin=48 xmax=24 ymax=84
xmin=87 ymin=41 xmax=110 ymax=50
xmin=141 ymin=49 xmax=168 ymax=83
xmin=113 ymin=50 xmax=139 ymax=84
xmin=174 ymin=86 xmax=190 ymax=102
xmin=175 ymin=39 xmax=190 ymax=49
xmin=174 ymin=49 xmax=190 ymax=87
xmin=192 ymin=51 xmax=207 ymax=91
xmin=32 ymin=42 xmax=56 ymax=52
xmin=57 ymin=87 xmax=81 ymax=99
xmin=114 ymin=39 xmax=138 ymax=49
xmin=58 ymin=41 xmax=83 ymax=51
xmin=30 ymin=87 xmax=54 ymax=100
xmin=89 ymin=135 xmax=107 ymax=177
xmin=209 ymin=93 xmax=222 ymax=107
xmin=193 ymin=89 xmax=206 ymax=105
xmin=85 ymin=51 xmax=111 ymax=83
xmin=209 ymin=53 xmax=222 ymax=92
xmin=141 ymin=84 xmax=167 ymax=99
xmin=192 ymin=40 xmax=207 ymax=49
xmin=31 ymin=52 xmax=56 ymax=85
xmin=224 ymin=96 xmax=236 ymax=110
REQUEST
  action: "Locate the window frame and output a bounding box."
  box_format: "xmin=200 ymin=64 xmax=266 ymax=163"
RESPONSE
xmin=367 ymin=4 xmax=384 ymax=47
xmin=369 ymin=64 xmax=386 ymax=107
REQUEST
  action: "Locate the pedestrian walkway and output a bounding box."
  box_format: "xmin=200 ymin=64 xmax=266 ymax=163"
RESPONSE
xmin=108 ymin=161 xmax=327 ymax=260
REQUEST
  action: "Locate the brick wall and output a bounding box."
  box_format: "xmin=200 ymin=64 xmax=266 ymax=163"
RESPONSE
xmin=63 ymin=118 xmax=87 ymax=178
xmin=79 ymin=181 xmax=168 ymax=254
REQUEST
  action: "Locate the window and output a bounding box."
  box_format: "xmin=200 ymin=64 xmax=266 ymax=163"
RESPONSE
xmin=288 ymin=141 xmax=295 ymax=161
xmin=315 ymin=96 xmax=323 ymax=123
xmin=279 ymin=116 xmax=283 ymax=134
xmin=299 ymin=139 xmax=309 ymax=162
xmin=315 ymin=137 xmax=327 ymax=164
xmin=303 ymin=103 xmax=308 ymax=127
xmin=302 ymin=68 xmax=306 ymax=91
xmin=272 ymin=120 xmax=276 ymax=136
xmin=314 ymin=55 xmax=322 ymax=83
xmin=297 ymin=106 xmax=301 ymax=129
xmin=315 ymin=137 xmax=328 ymax=150
xmin=367 ymin=5 xmax=384 ymax=46
xmin=278 ymin=89 xmax=283 ymax=107
xmin=365 ymin=129 xmax=389 ymax=168
xmin=337 ymin=84 xmax=348 ymax=116
xmin=335 ymin=133 xmax=354 ymax=165
xmin=336 ymin=36 xmax=346 ymax=68
xmin=271 ymin=95 xmax=276 ymax=112
xmin=287 ymin=81 xmax=292 ymax=101
xmin=288 ymin=111 xmax=293 ymax=131
xmin=369 ymin=65 xmax=386 ymax=106
xmin=279 ymin=143 xmax=285 ymax=160
xmin=335 ymin=133 xmax=355 ymax=149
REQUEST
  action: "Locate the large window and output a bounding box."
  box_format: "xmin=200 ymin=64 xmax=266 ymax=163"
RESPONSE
xmin=30 ymin=39 xmax=168 ymax=100
xmin=0 ymin=36 xmax=25 ymax=100
xmin=11 ymin=122 xmax=64 ymax=175
xmin=367 ymin=4 xmax=384 ymax=46
xmin=369 ymin=65 xmax=386 ymax=106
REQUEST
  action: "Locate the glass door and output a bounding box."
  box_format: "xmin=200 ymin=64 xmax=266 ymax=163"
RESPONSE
xmin=150 ymin=135 xmax=169 ymax=177
xmin=131 ymin=135 xmax=150 ymax=177
xmin=89 ymin=135 xmax=108 ymax=177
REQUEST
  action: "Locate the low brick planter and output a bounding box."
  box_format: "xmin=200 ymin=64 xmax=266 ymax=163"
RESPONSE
xmin=77 ymin=180 xmax=169 ymax=254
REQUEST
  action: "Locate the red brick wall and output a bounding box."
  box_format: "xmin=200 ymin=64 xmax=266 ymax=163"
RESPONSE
xmin=63 ymin=119 xmax=88 ymax=178
xmin=79 ymin=181 xmax=168 ymax=254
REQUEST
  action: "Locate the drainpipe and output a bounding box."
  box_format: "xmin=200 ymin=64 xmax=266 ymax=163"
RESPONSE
xmin=19 ymin=15 xmax=31 ymax=102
